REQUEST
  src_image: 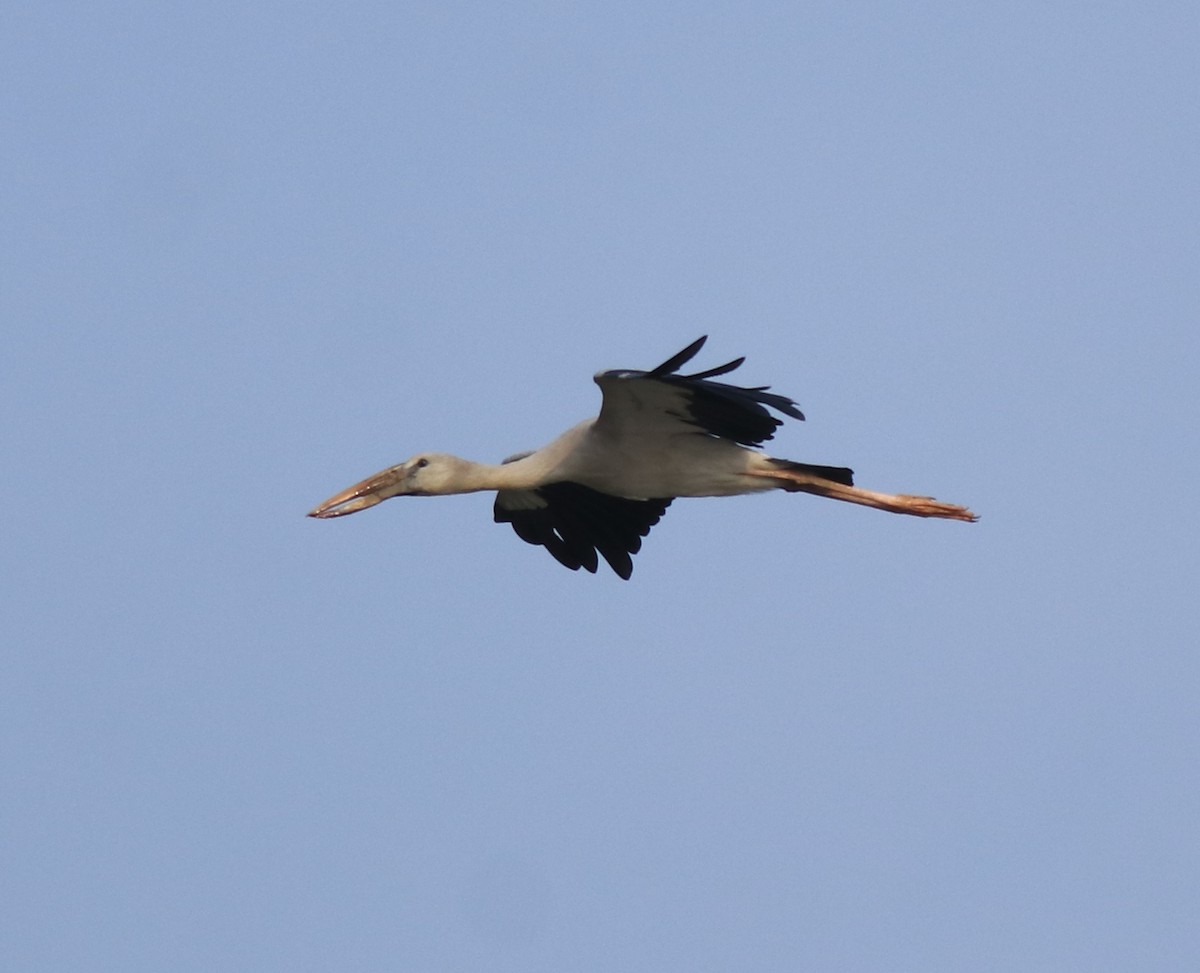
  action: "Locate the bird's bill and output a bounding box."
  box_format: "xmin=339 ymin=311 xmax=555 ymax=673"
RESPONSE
xmin=307 ymin=467 xmax=404 ymax=519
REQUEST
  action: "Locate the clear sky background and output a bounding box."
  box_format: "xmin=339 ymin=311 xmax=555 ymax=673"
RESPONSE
xmin=4 ymin=3 xmax=1198 ymax=970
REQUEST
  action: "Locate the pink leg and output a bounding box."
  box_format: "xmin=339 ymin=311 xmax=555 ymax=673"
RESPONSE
xmin=750 ymin=469 xmax=978 ymax=523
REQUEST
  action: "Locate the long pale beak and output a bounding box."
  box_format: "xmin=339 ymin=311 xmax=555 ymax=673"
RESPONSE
xmin=307 ymin=467 xmax=405 ymax=519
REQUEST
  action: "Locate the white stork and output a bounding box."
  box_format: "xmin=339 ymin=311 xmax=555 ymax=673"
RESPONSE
xmin=308 ymin=337 xmax=977 ymax=578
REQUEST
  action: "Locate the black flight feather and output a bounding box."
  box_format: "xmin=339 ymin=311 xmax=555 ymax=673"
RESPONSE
xmin=609 ymin=335 xmax=806 ymax=447
xmin=494 ymin=483 xmax=672 ymax=580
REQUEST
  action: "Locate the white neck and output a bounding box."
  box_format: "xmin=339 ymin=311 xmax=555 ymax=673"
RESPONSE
xmin=433 ymin=454 xmax=548 ymax=494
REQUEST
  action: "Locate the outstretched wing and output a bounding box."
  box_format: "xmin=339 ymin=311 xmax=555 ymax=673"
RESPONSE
xmin=494 ymin=478 xmax=671 ymax=580
xmin=593 ymin=335 xmax=805 ymax=447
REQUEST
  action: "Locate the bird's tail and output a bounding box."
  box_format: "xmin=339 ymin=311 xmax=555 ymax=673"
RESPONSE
xmin=756 ymin=458 xmax=978 ymax=522
xmin=766 ymin=458 xmax=856 ymax=486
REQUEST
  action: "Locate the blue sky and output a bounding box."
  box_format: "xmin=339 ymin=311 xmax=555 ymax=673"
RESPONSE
xmin=4 ymin=2 xmax=1198 ymax=970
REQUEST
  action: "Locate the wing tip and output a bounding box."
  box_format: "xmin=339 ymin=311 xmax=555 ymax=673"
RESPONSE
xmin=648 ymin=336 xmax=708 ymax=377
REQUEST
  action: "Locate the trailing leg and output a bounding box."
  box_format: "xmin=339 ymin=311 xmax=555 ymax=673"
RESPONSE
xmin=751 ymin=458 xmax=978 ymax=522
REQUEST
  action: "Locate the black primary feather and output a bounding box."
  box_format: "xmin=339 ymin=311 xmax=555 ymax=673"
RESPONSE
xmin=494 ymin=483 xmax=672 ymax=580
xmin=607 ymin=335 xmax=806 ymax=447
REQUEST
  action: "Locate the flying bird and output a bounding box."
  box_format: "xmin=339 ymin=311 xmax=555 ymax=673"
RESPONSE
xmin=308 ymin=337 xmax=976 ymax=578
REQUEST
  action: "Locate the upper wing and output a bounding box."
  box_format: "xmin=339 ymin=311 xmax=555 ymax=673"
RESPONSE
xmin=592 ymin=335 xmax=805 ymax=447
xmin=494 ymin=479 xmax=671 ymax=580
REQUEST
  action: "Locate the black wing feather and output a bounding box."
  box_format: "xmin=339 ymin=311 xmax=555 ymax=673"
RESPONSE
xmin=607 ymin=336 xmax=805 ymax=447
xmin=494 ymin=483 xmax=672 ymax=580
xmin=647 ymin=335 xmax=708 ymax=377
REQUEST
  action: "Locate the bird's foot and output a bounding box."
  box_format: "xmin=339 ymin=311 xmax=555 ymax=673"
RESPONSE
xmin=894 ymin=495 xmax=979 ymax=522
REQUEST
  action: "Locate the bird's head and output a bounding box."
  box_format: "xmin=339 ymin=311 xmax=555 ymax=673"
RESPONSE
xmin=307 ymin=453 xmax=469 ymax=518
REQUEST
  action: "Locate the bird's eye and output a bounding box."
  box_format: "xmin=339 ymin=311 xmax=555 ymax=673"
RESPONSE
xmin=416 ymin=457 xmax=429 ymax=469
